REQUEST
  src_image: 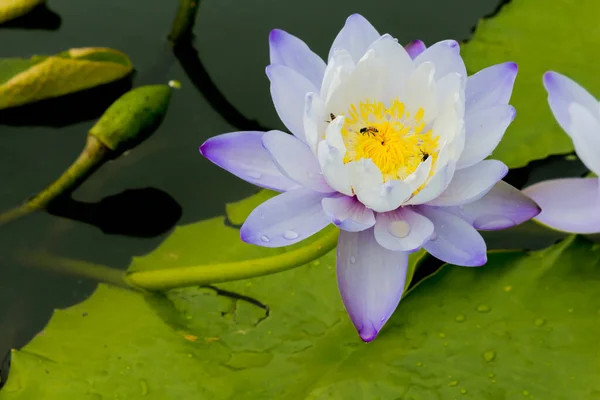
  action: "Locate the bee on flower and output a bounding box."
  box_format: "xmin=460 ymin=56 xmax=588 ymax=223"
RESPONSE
xmin=200 ymin=14 xmax=540 ymax=342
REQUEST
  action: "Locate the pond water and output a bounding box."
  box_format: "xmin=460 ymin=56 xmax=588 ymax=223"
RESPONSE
xmin=0 ymin=0 xmax=583 ymax=384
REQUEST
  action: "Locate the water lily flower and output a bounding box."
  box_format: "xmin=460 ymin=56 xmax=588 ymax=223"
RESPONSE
xmin=199 ymin=14 xmax=541 ymax=342
xmin=523 ymin=72 xmax=600 ymax=234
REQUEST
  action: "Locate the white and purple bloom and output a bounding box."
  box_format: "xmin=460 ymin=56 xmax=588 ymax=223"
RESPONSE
xmin=200 ymin=14 xmax=540 ymax=342
xmin=523 ymin=72 xmax=600 ymax=234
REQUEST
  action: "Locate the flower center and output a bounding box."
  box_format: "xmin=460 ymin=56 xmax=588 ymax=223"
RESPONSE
xmin=337 ymin=99 xmax=439 ymax=181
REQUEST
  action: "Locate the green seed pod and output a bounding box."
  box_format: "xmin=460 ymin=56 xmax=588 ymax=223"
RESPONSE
xmin=0 ymin=47 xmax=133 ymax=109
xmin=89 ymin=85 xmax=172 ymax=156
xmin=0 ymin=84 xmax=173 ymax=225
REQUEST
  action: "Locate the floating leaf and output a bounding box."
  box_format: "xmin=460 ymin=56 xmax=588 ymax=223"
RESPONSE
xmin=0 ymin=48 xmax=133 ymax=110
xmin=461 ymin=0 xmax=598 ymax=168
xmin=2 ymin=187 xmax=599 ymax=399
xmin=0 ymin=0 xmax=44 ymax=24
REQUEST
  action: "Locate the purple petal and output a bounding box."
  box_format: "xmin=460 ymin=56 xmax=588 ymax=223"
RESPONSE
xmin=321 ymin=195 xmax=375 ymax=232
xmin=337 ymin=228 xmax=408 ymax=342
xmin=404 ymin=40 xmax=426 ymax=59
xmin=450 ymin=181 xmax=541 ymax=230
xmin=240 ymin=188 xmax=330 ymax=247
xmin=458 ymin=104 xmax=516 ymax=169
xmin=427 ymin=160 xmax=508 ymax=207
xmin=418 ymin=206 xmax=487 ymax=266
xmin=199 ymin=131 xmax=300 ymax=192
xmin=328 ymin=14 xmax=380 ymax=63
xmin=262 ymin=130 xmax=333 ymax=193
xmin=523 ymin=177 xmax=600 ymax=234
xmin=465 ymin=62 xmax=518 ymax=113
xmin=414 ymin=40 xmax=467 ymax=82
xmin=269 ymin=29 xmax=326 ymax=90
xmin=267 ymin=64 xmax=319 ymax=143
xmin=543 ymin=71 xmax=600 ymax=134
xmin=374 ymin=207 xmax=434 ymax=252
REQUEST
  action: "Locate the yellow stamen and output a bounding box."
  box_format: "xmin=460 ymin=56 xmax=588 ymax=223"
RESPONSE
xmin=341 ymin=99 xmax=439 ymax=183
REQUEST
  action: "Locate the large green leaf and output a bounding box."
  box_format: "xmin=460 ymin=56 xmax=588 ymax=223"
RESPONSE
xmin=0 ymin=0 xmax=44 ymax=24
xmin=2 ymin=186 xmax=600 ymax=398
xmin=461 ymin=0 xmax=596 ymax=168
xmin=0 ymin=48 xmax=133 ymax=110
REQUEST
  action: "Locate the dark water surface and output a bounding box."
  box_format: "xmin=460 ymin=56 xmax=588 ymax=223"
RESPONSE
xmin=0 ymin=0 xmax=571 ymax=381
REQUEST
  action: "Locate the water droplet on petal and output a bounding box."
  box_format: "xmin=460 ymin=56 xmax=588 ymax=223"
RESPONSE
xmin=476 ymin=304 xmax=491 ymax=313
xmin=260 ymin=235 xmax=270 ymax=243
xmin=307 ymin=171 xmax=315 ymax=179
xmin=448 ymin=380 xmax=459 ymax=387
xmin=430 ymin=232 xmax=438 ymax=241
xmin=483 ymin=350 xmax=496 ymax=362
xmin=388 ymin=220 xmax=411 ymax=238
xmin=534 ymin=318 xmax=546 ymax=326
xmin=283 ymin=230 xmax=299 ymax=240
xmin=350 ymin=256 xmax=356 ymax=264
xmin=245 ymin=170 xmax=263 ymax=179
xmin=473 ymin=215 xmax=515 ymax=230
xmin=455 ymin=314 xmax=466 ymax=322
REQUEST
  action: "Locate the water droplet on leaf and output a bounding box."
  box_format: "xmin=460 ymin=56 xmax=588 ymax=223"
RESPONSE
xmin=522 ymin=390 xmax=530 ymax=396
xmin=483 ymin=350 xmax=496 ymax=362
xmin=476 ymin=304 xmax=491 ymax=313
xmin=455 ymin=314 xmax=466 ymax=322
xmin=534 ymin=318 xmax=546 ymax=326
xmin=139 ymin=380 xmax=149 ymax=396
xmin=283 ymin=230 xmax=299 ymax=240
xmin=448 ymin=380 xmax=459 ymax=387
xmin=416 ymin=361 xmax=423 ymax=366
xmin=460 ymin=388 xmax=468 ymax=394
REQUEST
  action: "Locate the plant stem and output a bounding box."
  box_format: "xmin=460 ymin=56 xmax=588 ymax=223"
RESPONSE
xmin=20 ymin=228 xmax=339 ymax=291
xmin=0 ymin=136 xmax=109 ymax=225
xmin=168 ymin=0 xmax=201 ymax=44
xmin=126 ymin=228 xmax=339 ymax=290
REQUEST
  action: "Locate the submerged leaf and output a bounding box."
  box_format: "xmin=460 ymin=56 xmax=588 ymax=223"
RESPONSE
xmin=0 ymin=47 xmax=133 ymax=110
xmin=1 ymin=188 xmax=598 ymax=399
xmin=0 ymin=0 xmax=44 ymax=24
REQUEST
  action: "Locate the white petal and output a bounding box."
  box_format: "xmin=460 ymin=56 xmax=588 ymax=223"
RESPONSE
xmin=368 ymin=34 xmax=414 ymax=100
xmin=543 ymin=71 xmax=600 ymax=134
xmin=414 ymin=40 xmax=467 ymax=83
xmin=341 ymin=49 xmax=387 ymax=110
xmin=418 ymin=206 xmax=487 ymax=266
xmin=262 ymin=130 xmax=333 ymax=193
xmin=404 ymin=156 xmax=433 ymax=193
xmin=374 ymin=207 xmax=434 ymax=251
xmin=337 ymin=227 xmax=408 ymax=342
xmin=267 ymin=64 xmax=319 ymax=142
xmin=269 ymin=29 xmax=326 ymax=89
xmin=303 ymin=92 xmax=327 ymax=155
xmin=317 ymin=118 xmax=352 ymax=196
xmin=347 ymin=159 xmax=412 ymax=212
xmin=457 ymin=105 xmax=516 ymax=169
xmin=404 ymin=61 xmax=437 ymax=124
xmin=403 ymin=161 xmax=457 ymax=205
xmin=568 ymin=102 xmax=600 ymax=176
xmin=321 ymin=195 xmax=375 ymax=232
xmin=321 ymin=49 xmax=355 ymax=112
xmin=436 ymin=72 xmax=463 ymax=116
xmin=426 ymin=160 xmax=508 ymax=206
xmin=328 ymin=14 xmax=380 ymax=63
xmin=240 ymin=189 xmax=330 ymax=247
xmin=466 ymin=62 xmax=518 ymax=113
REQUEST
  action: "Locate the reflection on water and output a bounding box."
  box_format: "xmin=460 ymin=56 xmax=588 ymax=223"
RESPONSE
xmin=0 ymin=0 xmax=522 ymax=383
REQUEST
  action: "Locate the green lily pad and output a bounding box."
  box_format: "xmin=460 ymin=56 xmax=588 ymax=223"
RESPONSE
xmin=0 ymin=0 xmax=44 ymax=24
xmin=2 ymin=185 xmax=599 ymax=399
xmin=0 ymin=48 xmax=133 ymax=110
xmin=461 ymin=0 xmax=596 ymax=168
